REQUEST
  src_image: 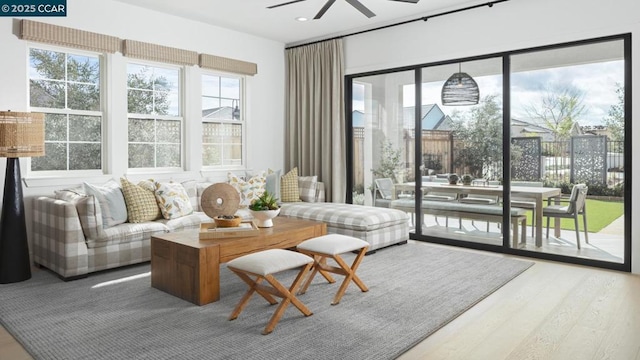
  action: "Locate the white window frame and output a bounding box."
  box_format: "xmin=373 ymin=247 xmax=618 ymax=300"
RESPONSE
xmin=200 ymin=70 xmax=246 ymax=170
xmin=26 ymin=44 xmax=105 ymax=178
xmin=126 ymin=59 xmax=184 ymax=173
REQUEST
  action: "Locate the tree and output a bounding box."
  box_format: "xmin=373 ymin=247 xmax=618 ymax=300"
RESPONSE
xmin=524 ymin=83 xmax=586 ymax=142
xmin=29 ymin=49 xmax=100 ymax=111
xmin=127 ymin=66 xmax=171 ymax=115
xmin=450 ymin=94 xmax=503 ymax=178
xmin=604 ymin=82 xmax=624 ymax=143
xmin=371 ymin=139 xmax=404 ymax=183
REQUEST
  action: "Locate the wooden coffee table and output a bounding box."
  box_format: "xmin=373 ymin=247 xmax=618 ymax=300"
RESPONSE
xmin=150 ymin=217 xmax=327 ymax=305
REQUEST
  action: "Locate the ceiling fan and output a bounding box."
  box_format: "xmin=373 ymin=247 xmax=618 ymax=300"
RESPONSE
xmin=267 ymin=0 xmax=420 ymax=20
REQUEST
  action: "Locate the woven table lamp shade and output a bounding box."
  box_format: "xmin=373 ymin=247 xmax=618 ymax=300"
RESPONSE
xmin=0 ymin=111 xmax=45 ymax=157
xmin=0 ymin=111 xmax=44 ymax=284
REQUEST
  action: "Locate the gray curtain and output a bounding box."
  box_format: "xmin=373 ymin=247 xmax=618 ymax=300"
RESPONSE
xmin=285 ymin=39 xmax=346 ymax=202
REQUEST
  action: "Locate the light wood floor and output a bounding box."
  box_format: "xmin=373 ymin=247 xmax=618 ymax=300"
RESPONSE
xmin=1 ymin=242 xmax=639 ymax=360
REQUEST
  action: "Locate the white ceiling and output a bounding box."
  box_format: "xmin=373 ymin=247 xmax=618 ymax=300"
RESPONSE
xmin=113 ymin=0 xmax=489 ymax=46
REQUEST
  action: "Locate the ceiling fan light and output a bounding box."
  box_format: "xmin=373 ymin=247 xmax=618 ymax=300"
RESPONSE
xmin=441 ymin=71 xmax=480 ymax=106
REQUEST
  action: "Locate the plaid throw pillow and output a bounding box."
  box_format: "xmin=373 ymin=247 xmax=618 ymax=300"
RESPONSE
xmin=280 ymin=167 xmax=301 ymax=202
xmin=55 ymin=189 xmax=104 ymax=240
xmin=120 ymin=178 xmax=161 ymax=223
xmin=298 ymin=175 xmax=317 ymax=202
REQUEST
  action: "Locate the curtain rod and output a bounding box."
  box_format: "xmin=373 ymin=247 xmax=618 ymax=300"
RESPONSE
xmin=285 ymin=0 xmax=510 ymax=50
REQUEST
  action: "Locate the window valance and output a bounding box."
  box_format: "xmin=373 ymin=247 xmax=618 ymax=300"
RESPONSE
xmin=122 ymin=39 xmax=198 ymax=66
xmin=19 ymin=20 xmax=257 ymax=75
xmin=20 ymin=19 xmax=120 ymax=53
xmin=199 ymin=54 xmax=257 ymax=76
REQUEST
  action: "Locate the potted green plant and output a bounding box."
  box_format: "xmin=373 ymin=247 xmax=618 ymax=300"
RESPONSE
xmin=461 ymin=174 xmax=473 ymax=186
xmin=249 ymin=191 xmax=281 ymax=227
xmin=448 ymin=173 xmax=459 ymax=185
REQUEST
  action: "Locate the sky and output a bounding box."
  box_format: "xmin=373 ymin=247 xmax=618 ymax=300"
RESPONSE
xmin=353 ymin=60 xmax=624 ymax=127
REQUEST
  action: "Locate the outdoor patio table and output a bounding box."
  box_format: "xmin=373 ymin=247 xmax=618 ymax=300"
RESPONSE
xmin=393 ymin=183 xmax=562 ymax=247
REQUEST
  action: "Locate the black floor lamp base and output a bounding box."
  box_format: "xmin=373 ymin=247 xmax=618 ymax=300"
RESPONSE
xmin=0 ymin=158 xmax=32 ymax=284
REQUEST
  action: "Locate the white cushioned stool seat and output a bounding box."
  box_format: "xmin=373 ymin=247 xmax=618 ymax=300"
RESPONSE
xmin=297 ymin=234 xmax=370 ymax=255
xmin=227 ymin=249 xmax=313 ymax=276
xmin=297 ymin=234 xmax=369 ymax=305
xmin=227 ymin=249 xmax=314 ymax=335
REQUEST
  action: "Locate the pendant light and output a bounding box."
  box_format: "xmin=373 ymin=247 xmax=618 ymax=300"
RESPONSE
xmin=441 ymin=63 xmax=480 ymax=106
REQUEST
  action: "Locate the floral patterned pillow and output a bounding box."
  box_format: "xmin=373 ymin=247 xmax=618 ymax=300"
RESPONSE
xmin=153 ymin=181 xmax=194 ymax=219
xmin=228 ymin=171 xmax=266 ymax=208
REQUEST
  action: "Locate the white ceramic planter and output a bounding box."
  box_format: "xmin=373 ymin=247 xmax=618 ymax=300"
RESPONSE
xmin=249 ymin=208 xmax=281 ymax=228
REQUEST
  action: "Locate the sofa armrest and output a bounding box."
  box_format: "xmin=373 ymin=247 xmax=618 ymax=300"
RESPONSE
xmin=316 ymin=182 xmax=326 ymax=202
xmin=32 ymin=197 xmax=89 ymax=280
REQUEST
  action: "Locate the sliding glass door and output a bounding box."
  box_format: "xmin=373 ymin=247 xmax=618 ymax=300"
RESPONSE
xmin=350 ymin=70 xmax=415 ymax=238
xmin=417 ymin=58 xmax=504 ymax=245
xmin=347 ymin=35 xmax=630 ymax=271
xmin=509 ymin=39 xmax=627 ymax=264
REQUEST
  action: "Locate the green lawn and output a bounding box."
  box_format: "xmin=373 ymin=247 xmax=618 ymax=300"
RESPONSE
xmin=524 ymin=199 xmax=624 ymax=233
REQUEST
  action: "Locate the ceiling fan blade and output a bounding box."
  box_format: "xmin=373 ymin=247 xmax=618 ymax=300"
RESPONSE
xmin=314 ymin=0 xmax=337 ymax=19
xmin=267 ymin=0 xmax=307 ymax=9
xmin=345 ymin=0 xmax=376 ymax=18
xmin=388 ymin=0 xmax=420 ymax=3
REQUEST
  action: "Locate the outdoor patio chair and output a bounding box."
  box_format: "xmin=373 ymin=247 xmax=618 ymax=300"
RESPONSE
xmin=373 ymin=178 xmax=412 ymax=208
xmin=543 ymin=183 xmax=589 ymax=249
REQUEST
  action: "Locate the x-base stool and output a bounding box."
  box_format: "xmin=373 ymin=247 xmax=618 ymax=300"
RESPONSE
xmin=227 ymin=249 xmax=314 ymax=335
xmin=296 ymin=234 xmax=369 ymax=305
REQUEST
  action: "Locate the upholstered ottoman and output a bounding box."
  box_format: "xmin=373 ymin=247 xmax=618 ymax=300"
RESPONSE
xmin=279 ymin=202 xmax=409 ymax=251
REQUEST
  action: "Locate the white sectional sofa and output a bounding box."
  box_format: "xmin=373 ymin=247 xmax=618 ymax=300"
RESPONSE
xmin=32 ymin=179 xmax=410 ymax=280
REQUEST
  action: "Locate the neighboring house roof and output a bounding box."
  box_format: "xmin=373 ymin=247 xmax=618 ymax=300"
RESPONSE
xmin=581 ymin=124 xmax=611 ymax=137
xmin=511 ymin=118 xmax=555 ymax=141
xmin=352 ymin=110 xmax=364 ymax=127
xmin=203 ymin=106 xmax=234 ymax=119
xmin=402 ymin=104 xmax=452 ymax=130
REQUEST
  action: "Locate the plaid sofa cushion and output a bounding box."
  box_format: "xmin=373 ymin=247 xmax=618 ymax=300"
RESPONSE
xmin=280 ymin=202 xmax=409 ymax=232
xmin=87 ymin=221 xmax=168 ymax=249
xmin=55 ymin=190 xmax=105 ymax=240
xmin=298 ymin=175 xmax=317 ymax=202
xmin=157 ymin=212 xmax=212 ymax=231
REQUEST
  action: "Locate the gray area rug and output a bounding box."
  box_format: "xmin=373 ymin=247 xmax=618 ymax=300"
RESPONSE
xmin=0 ymin=243 xmax=533 ymax=360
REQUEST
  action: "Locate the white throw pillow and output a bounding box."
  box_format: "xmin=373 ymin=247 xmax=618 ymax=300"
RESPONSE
xmin=83 ymin=179 xmax=128 ymax=228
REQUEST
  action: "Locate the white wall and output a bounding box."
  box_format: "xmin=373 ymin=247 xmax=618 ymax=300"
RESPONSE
xmin=0 ymin=0 xmax=286 ymax=254
xmin=344 ymin=0 xmax=640 ymax=273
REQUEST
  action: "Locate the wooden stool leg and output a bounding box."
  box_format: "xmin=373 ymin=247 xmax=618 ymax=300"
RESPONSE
xmin=317 ymin=257 xmax=337 ymax=283
xmin=262 ymin=264 xmax=313 ymax=335
xmin=331 ymin=249 xmax=368 ymax=305
xmin=228 ymin=272 xmax=279 ymax=321
xmin=299 ymin=256 xmax=336 ymax=295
